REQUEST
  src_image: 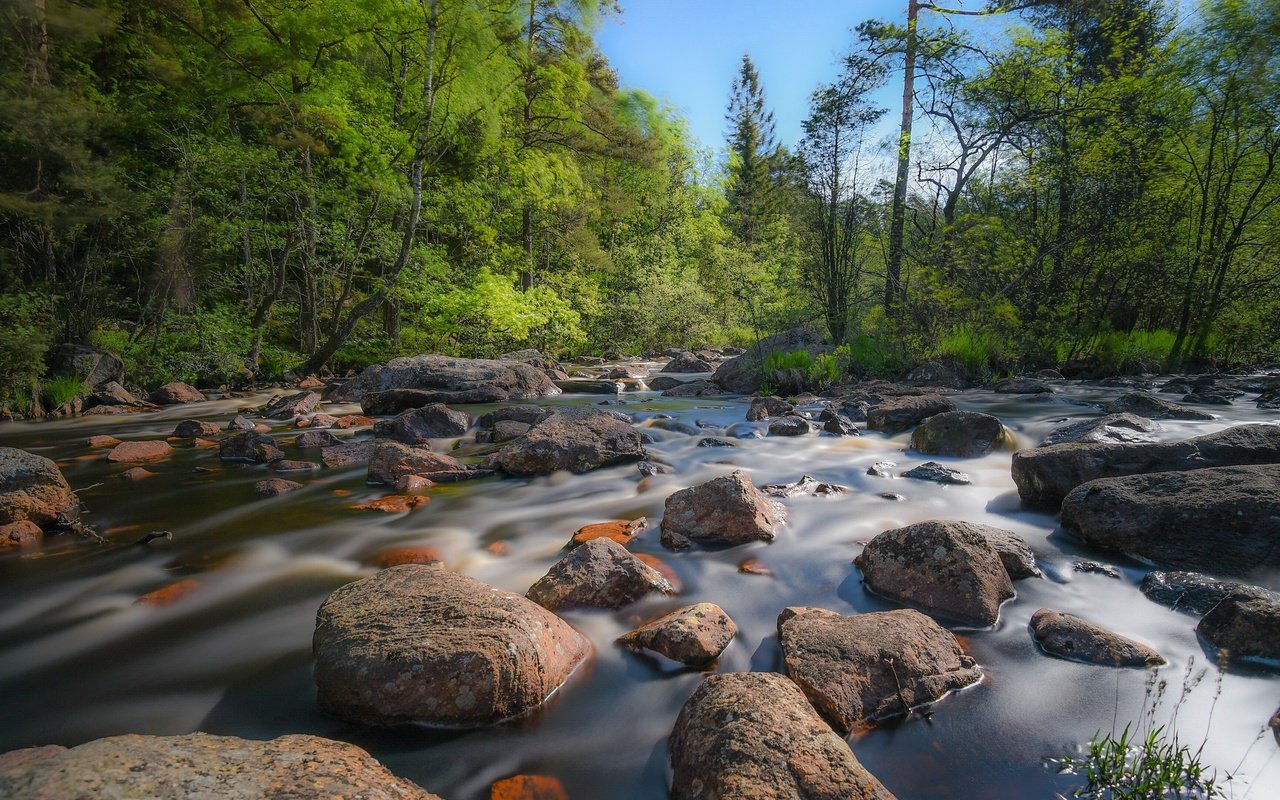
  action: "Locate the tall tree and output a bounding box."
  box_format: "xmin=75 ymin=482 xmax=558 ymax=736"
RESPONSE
xmin=723 ymin=53 xmax=781 ymax=247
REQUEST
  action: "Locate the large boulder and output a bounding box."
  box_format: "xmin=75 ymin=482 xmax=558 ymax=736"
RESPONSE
xmin=367 ymin=441 xmax=474 ymax=484
xmin=150 ymin=381 xmax=207 ymax=405
xmin=372 ymin=404 xmax=471 ymax=443
xmin=1012 ymin=423 xmax=1280 ymax=508
xmin=909 ymin=410 xmax=1012 ymax=457
xmin=711 ymin=328 xmax=829 ymax=394
xmin=662 ymin=351 xmax=713 ymax=373
xmin=50 ymin=344 xmax=123 ymax=388
xmin=854 ymin=520 xmax=1015 ymax=627
xmin=778 ymin=607 xmax=980 ymax=732
xmin=669 ymin=672 xmax=898 ymax=800
xmin=87 ymin=381 xmax=150 ymax=410
xmin=496 ymin=408 xmax=645 ymax=476
xmin=314 ymin=566 xmax=590 ymax=727
xmin=1105 ymin=392 xmax=1215 ymax=420
xmin=1060 ymin=465 xmax=1280 ymax=576
xmin=1140 ymin=571 xmax=1277 ymax=615
xmin=865 ymin=394 xmax=956 ymax=434
xmin=331 ymin=355 xmax=560 ymax=404
xmin=0 ymin=732 xmax=439 ymax=800
xmin=616 ymin=602 xmax=736 ymax=666
xmin=1029 ymin=609 xmax=1164 ymax=667
xmin=261 ymin=391 xmax=321 ymax=420
xmin=219 ymin=431 xmax=284 ymax=463
xmin=660 ymin=470 xmax=783 ymax=549
xmin=747 ymin=396 xmax=794 ymax=421
xmin=0 ymin=448 xmax=77 ymax=527
xmin=1197 ymin=591 xmax=1280 ymax=663
xmin=1039 ymin=413 xmax=1159 ymax=446
xmin=525 ymin=538 xmax=674 ymax=611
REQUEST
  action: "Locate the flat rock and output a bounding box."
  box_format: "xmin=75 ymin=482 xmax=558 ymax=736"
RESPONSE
xmin=1061 ymin=464 xmax=1280 ymax=576
xmin=255 ymin=478 xmax=302 ymax=497
xmin=669 ymin=672 xmax=897 ymax=800
xmin=866 ymin=394 xmax=956 ymax=434
xmin=1039 ymin=413 xmax=1159 ymax=446
xmin=373 ymin=403 xmax=471 ymax=443
xmin=331 ymin=354 xmax=560 ymax=404
xmin=902 ymin=462 xmax=971 ymax=484
xmin=1029 ymin=608 xmax=1164 ymax=667
xmin=909 ymin=410 xmax=1012 ymax=457
xmin=661 ymin=379 xmax=722 ymax=397
xmin=660 ymin=470 xmax=783 ymax=549
xmin=314 ymin=566 xmax=590 ymax=726
xmin=993 ymin=378 xmax=1053 ymax=394
xmin=262 ymin=391 xmax=321 ymax=420
xmin=106 ymin=440 xmax=172 ymax=463
xmin=321 ymin=441 xmax=375 ymax=468
xmin=150 ymin=382 xmax=207 ymax=405
xmin=617 ymin=602 xmax=736 ymax=665
xmin=0 ymin=449 xmax=77 ymax=528
xmin=525 ymin=538 xmax=674 ymax=611
xmin=1197 ymin=591 xmax=1280 ymax=663
xmin=0 ymin=732 xmax=439 ymax=800
xmin=220 ymin=431 xmax=283 ymax=463
xmin=1140 ymin=571 xmax=1277 ymax=615
xmin=854 ymin=520 xmax=1015 ymax=627
xmin=570 ymin=517 xmax=645 ymax=548
xmin=274 ymin=459 xmax=319 ymax=472
xmin=490 ymin=775 xmax=568 ymax=800
xmin=173 ymin=419 xmax=221 ymax=438
xmin=1012 ymin=423 xmax=1280 ymax=508
xmin=476 ymin=405 xmax=551 ymax=429
xmin=496 ymin=408 xmax=645 ymax=476
xmin=1105 ymin=392 xmax=1215 ymax=420
xmin=297 ymin=429 xmax=342 ymax=449
xmin=367 ymin=441 xmax=469 ymax=484
xmin=779 ymin=607 xmax=981 ymax=731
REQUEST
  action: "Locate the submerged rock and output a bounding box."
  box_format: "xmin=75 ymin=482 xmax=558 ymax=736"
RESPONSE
xmin=901 ymin=462 xmax=971 ymax=484
xmin=779 ymin=607 xmax=981 ymax=731
xmin=1029 ymin=609 xmax=1164 ymax=667
xmin=0 ymin=448 xmax=76 ymax=528
xmin=1140 ymin=571 xmax=1277 ymax=615
xmin=1105 ymin=392 xmax=1215 ymax=420
xmin=854 ymin=520 xmax=1015 ymax=627
xmin=314 ymin=566 xmax=589 ymax=727
xmin=373 ymin=403 xmax=471 ymax=443
xmin=909 ymin=410 xmax=1012 ymax=457
xmin=668 ymin=672 xmax=898 ymax=800
xmin=866 ymin=394 xmax=956 ymax=434
xmin=496 ymin=408 xmax=645 ymax=476
xmin=617 ymin=602 xmax=736 ymax=665
xmin=0 ymin=732 xmax=440 ymax=800
xmin=660 ymin=470 xmax=783 ymax=549
xmin=1197 ymin=591 xmax=1280 ymax=663
xmin=1038 ymin=413 xmax=1159 ymax=447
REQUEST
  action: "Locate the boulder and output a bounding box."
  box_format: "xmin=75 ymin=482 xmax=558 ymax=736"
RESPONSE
xmin=779 ymin=607 xmax=981 ymax=731
xmin=367 ymin=441 xmax=472 ymax=484
xmin=747 ymin=396 xmax=794 ymax=421
xmin=496 ymin=408 xmax=645 ymax=476
xmin=314 ymin=566 xmax=589 ymax=727
xmin=866 ymin=394 xmax=956 ymax=434
xmin=993 ymin=378 xmax=1053 ymax=394
xmin=0 ymin=732 xmax=440 ymax=800
xmin=255 ymin=478 xmax=302 ymax=497
xmin=1029 ymin=609 xmax=1164 ymax=667
xmin=822 ymin=414 xmax=860 ymax=436
xmin=476 ymin=405 xmax=551 ymax=429
xmin=909 ymin=410 xmax=1012 ymax=457
xmin=647 ymin=375 xmax=683 ymax=391
xmin=297 ymin=429 xmax=342 ymax=449
xmin=669 ymin=672 xmax=897 ymax=800
xmin=768 ymin=416 xmax=811 ymax=436
xmin=1039 ymin=413 xmax=1159 ymax=446
xmin=106 ymin=440 xmax=171 ymax=463
xmin=1140 ymin=571 xmax=1277 ymax=615
xmin=1105 ymin=392 xmax=1215 ymax=420
xmin=0 ymin=520 xmax=43 ymax=549
xmin=1259 ymin=387 xmax=1280 ymax=410
xmin=88 ymin=381 xmax=150 ymax=409
xmin=901 ymin=462 xmax=971 ymax=484
xmin=0 ymin=448 xmax=76 ymax=527
xmin=173 ymin=419 xmax=221 ymax=438
xmin=1012 ymin=423 xmax=1280 ymax=508
xmin=616 ymin=602 xmax=736 ymax=665
xmin=1060 ymin=465 xmax=1280 ymax=576
xmin=332 ymin=355 xmax=561 ymax=405
xmin=50 ymin=344 xmax=123 ymax=388
xmin=660 ymin=470 xmax=783 ymax=549
xmin=150 ymin=382 xmax=207 ymax=405
xmin=555 ymin=379 xmax=622 ymax=395
xmin=1196 ymin=591 xmax=1280 ymax=663
xmin=662 ymin=351 xmax=713 ymax=373
xmin=262 ymin=391 xmax=321 ymax=420
xmin=226 ymin=414 xmax=257 ymax=431
xmin=660 ymin=380 xmax=722 ymax=397
xmin=711 ymin=328 xmax=830 ymax=394
xmin=373 ymin=404 xmax=471 ymax=444
xmin=321 ymin=441 xmax=375 ymax=468
xmin=220 ymin=431 xmax=284 ymax=463
xmin=525 ymin=538 xmax=674 ymax=611
xmin=854 ymin=520 xmax=1015 ymax=627
xmin=491 ymin=420 xmax=531 ymax=442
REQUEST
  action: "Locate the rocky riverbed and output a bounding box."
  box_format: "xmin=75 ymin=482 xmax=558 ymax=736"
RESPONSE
xmin=1 ymin=352 xmax=1278 ymax=799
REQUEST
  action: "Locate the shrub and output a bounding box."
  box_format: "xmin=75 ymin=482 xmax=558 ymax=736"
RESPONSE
xmin=0 ymin=292 xmax=52 ymax=407
xmin=1088 ymin=329 xmax=1178 ymax=374
xmin=40 ymin=376 xmax=89 ymax=408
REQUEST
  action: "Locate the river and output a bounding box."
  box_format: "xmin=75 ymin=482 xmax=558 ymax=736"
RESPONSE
xmin=1 ymin=368 xmax=1277 ymax=799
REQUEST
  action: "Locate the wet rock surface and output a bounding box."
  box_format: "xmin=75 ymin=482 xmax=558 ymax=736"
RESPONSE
xmin=220 ymin=431 xmax=283 ymax=463
xmin=261 ymin=391 xmax=321 ymax=420
xmin=496 ymin=408 xmax=645 ymax=476
xmin=314 ymin=566 xmax=590 ymax=727
xmin=1197 ymin=591 xmax=1280 ymax=663
xmin=0 ymin=448 xmax=77 ymax=527
xmin=662 ymin=351 xmax=713 ymax=373
xmin=866 ymin=394 xmax=957 ymax=434
xmin=1105 ymin=392 xmax=1215 ymax=420
xmin=525 ymin=538 xmax=674 ymax=611
xmin=1038 ymin=413 xmax=1159 ymax=446
xmin=902 ymin=462 xmax=971 ymax=484
xmin=1140 ymin=571 xmax=1278 ymax=615
xmin=331 ymin=354 xmax=561 ymax=404
xmin=616 ymin=602 xmax=736 ymax=665
xmin=668 ymin=671 xmax=898 ymax=800
xmin=373 ymin=403 xmax=472 ymax=443
xmin=909 ymin=410 xmax=1012 ymax=457
xmin=0 ymin=732 xmax=441 ymax=800
xmin=1029 ymin=608 xmax=1164 ymax=667
xmin=150 ymin=382 xmax=207 ymax=405
xmin=660 ymin=470 xmax=783 ymax=548
xmin=367 ymin=441 xmax=471 ymax=484
xmin=779 ymin=607 xmax=981 ymax=731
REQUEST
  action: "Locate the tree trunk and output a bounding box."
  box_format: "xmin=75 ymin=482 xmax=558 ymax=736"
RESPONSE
xmin=885 ymin=0 xmax=918 ymax=317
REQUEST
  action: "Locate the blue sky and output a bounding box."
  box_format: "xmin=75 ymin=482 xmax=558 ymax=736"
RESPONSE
xmin=596 ymin=0 xmax=1001 ymax=156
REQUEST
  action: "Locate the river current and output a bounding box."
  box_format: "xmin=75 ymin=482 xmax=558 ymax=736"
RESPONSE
xmin=1 ymin=368 xmax=1277 ymax=799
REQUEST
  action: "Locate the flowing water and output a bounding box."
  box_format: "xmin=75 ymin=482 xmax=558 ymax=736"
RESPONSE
xmin=2 ymin=371 xmax=1278 ymax=799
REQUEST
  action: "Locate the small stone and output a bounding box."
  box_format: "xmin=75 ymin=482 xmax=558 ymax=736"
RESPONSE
xmin=395 ymin=474 xmax=437 ymax=493
xmin=86 ymin=435 xmax=122 ymax=448
xmin=149 ymin=382 xmax=207 ymax=405
xmin=747 ymin=396 xmax=794 ymax=421
xmin=299 ymin=375 xmax=325 ymax=390
xmin=761 ymin=475 xmax=848 ymax=498
xmin=570 ymin=517 xmax=646 ymax=548
xmin=106 ymin=440 xmax=172 ymax=463
xmin=254 ymin=478 xmax=302 ymax=497
xmin=696 ymin=437 xmax=734 ymax=448
xmin=226 ymin=414 xmax=256 ymax=431
xmin=352 ymin=495 xmax=428 ymax=513
xmin=0 ymin=520 xmax=43 ymax=549
xmin=901 ymin=462 xmax=971 ymax=484
xmin=879 ymin=492 xmax=905 ymax=501
xmin=490 ymin=775 xmax=568 ymax=800
xmin=617 ymin=602 xmax=737 ymax=666
xmin=867 ymin=461 xmax=896 ymax=478
xmin=484 ymin=541 xmax=510 ymax=557
xmin=119 ymin=466 xmax=154 ymax=480
xmin=1029 ymin=608 xmax=1164 ymax=667
xmin=273 ymin=459 xmax=319 ymax=472
xmin=1073 ymin=561 xmax=1123 ymax=579
xmin=334 ymin=414 xmax=376 ymax=429
xmin=823 ymin=414 xmax=860 ymax=436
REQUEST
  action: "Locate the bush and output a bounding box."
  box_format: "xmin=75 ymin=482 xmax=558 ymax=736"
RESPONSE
xmin=1087 ymin=329 xmax=1178 ymax=374
xmin=0 ymin=293 xmax=52 ymax=408
xmin=935 ymin=326 xmax=1013 ymax=380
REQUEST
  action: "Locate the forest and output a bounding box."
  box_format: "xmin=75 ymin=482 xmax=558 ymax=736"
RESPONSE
xmin=2 ymin=0 xmax=1278 ymax=412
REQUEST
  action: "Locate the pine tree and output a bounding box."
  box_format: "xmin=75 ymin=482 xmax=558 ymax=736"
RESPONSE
xmin=724 ymin=53 xmax=781 ymax=247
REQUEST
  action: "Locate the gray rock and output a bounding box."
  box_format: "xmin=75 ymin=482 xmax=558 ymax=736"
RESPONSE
xmin=491 ymin=420 xmax=530 ymax=442
xmin=1029 ymin=608 xmax=1164 ymax=667
xmin=525 ymin=538 xmax=674 ymax=611
xmin=661 ymin=379 xmax=722 ymax=397
xmin=367 ymin=441 xmax=473 ymax=484
xmin=254 ymin=478 xmax=302 ymax=497
xmin=372 ymin=404 xmax=471 ymax=443
xmin=320 ymin=441 xmax=375 ymax=468
xmin=1197 ymin=591 xmax=1280 ymax=663
xmin=779 ymin=607 xmax=981 ymax=731
xmin=660 ymin=470 xmax=783 ymax=549
xmin=902 ymin=462 xmax=971 ymax=484
xmin=219 ymin=431 xmax=283 ymax=463
xmin=993 ymin=378 xmax=1053 ymax=394
xmin=747 ymin=396 xmax=794 ymax=421
xmin=297 ymin=429 xmax=342 ymax=449
xmin=172 ymin=419 xmax=220 ymax=438
xmin=331 ymin=354 xmax=560 ymax=404
xmin=866 ymin=394 xmax=957 ymax=434
xmin=617 ymin=602 xmax=736 ymax=665
xmin=823 ymin=414 xmax=860 ymax=436
xmin=696 ymin=436 xmax=734 ymax=448
xmin=1105 ymin=392 xmax=1215 ymax=420
xmin=768 ymin=416 xmax=811 ymax=436
xmin=909 ymin=410 xmax=1012 ymax=457
xmin=0 ymin=733 xmax=440 ymax=800
xmin=762 ymin=475 xmax=848 ymax=498
xmin=1061 ymin=464 xmax=1280 ymax=576
xmin=1140 ymin=571 xmax=1277 ymax=615
xmin=854 ymin=520 xmax=1015 ymax=627
xmin=662 ymin=351 xmax=713 ymax=373
xmin=496 ymin=407 xmax=645 ymax=476
xmin=262 ymin=391 xmax=321 ymax=420
xmin=669 ymin=672 xmax=898 ymax=800
xmin=555 ymin=379 xmax=623 ymax=394
xmin=226 ymin=414 xmax=256 ymax=431
xmin=711 ymin=328 xmax=830 ymax=394
xmin=647 ymin=375 xmax=683 ymax=391
xmin=0 ymin=448 xmax=77 ymax=527
xmin=1039 ymin=413 xmax=1159 ymax=446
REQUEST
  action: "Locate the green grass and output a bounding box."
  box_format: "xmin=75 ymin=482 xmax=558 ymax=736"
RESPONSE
xmin=935 ymin=326 xmax=1010 ymax=377
xmin=1060 ymin=723 xmax=1224 ymax=799
xmin=40 ymin=376 xmax=89 ymax=408
xmin=1087 ymin=329 xmax=1179 ymax=374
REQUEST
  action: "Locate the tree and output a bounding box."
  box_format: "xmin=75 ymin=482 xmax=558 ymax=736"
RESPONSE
xmin=724 ymin=53 xmax=782 ymax=248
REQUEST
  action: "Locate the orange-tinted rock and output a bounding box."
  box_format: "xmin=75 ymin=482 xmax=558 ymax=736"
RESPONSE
xmin=395 ymin=474 xmax=437 ymax=493
xmin=311 ymin=413 xmax=339 ymax=428
xmin=490 ymin=774 xmax=569 ymax=800
xmin=353 ymin=495 xmax=429 ymax=514
xmin=87 ymin=435 xmax=122 ymax=448
xmin=135 ymin=578 xmax=200 ymax=607
xmin=373 ymin=546 xmax=443 ymax=568
xmin=150 ymin=382 xmax=207 ymax=405
xmin=299 ymin=375 xmax=326 ymax=390
xmin=335 ymin=415 xmax=376 ymax=429
xmin=485 ymin=541 xmax=510 ymax=557
xmin=193 ymin=438 xmax=218 ymax=449
xmin=119 ymin=467 xmax=154 ymax=480
xmin=172 ymin=420 xmax=221 ymax=439
xmin=0 ymin=520 xmax=43 ymax=549
xmin=1 ymin=448 xmax=80 ymax=528
xmin=295 ymin=418 xmax=312 ymax=428
xmin=106 ymin=440 xmax=172 ymax=463
xmin=634 ymin=553 xmax=682 ymax=593
xmin=738 ymin=558 xmax=774 ymax=577
xmin=570 ymin=517 xmax=646 ymax=548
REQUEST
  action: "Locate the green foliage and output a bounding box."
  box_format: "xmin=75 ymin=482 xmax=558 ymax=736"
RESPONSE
xmin=1084 ymin=329 xmax=1179 ymax=375
xmin=0 ymin=293 xmax=51 ymax=404
xmin=40 ymin=376 xmax=89 ymax=408
xmin=847 ymin=333 xmax=909 ymax=379
xmin=935 ymin=326 xmax=1013 ymax=379
xmin=92 ymin=306 xmax=257 ymax=388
